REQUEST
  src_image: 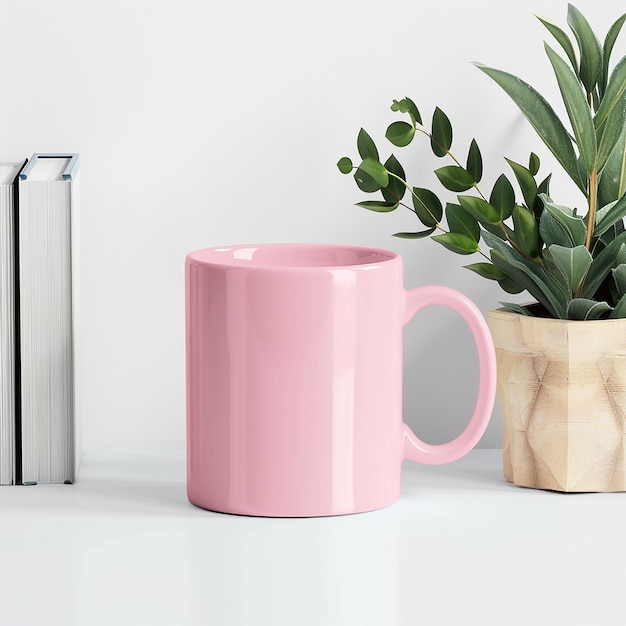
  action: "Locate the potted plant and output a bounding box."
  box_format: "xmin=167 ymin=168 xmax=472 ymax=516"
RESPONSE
xmin=338 ymin=4 xmax=626 ymax=492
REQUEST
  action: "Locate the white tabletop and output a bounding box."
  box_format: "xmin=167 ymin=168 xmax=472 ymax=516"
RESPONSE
xmin=0 ymin=449 xmax=623 ymax=626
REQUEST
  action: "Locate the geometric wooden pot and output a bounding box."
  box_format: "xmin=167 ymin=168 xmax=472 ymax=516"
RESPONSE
xmin=487 ymin=307 xmax=626 ymax=492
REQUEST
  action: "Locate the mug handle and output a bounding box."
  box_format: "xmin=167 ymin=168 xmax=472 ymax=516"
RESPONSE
xmin=402 ymin=285 xmax=497 ymax=465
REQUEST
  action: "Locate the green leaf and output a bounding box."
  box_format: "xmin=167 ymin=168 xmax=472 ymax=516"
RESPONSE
xmin=466 ymin=139 xmax=483 ymax=183
xmin=581 ymin=232 xmax=626 ymax=298
xmin=594 ymin=195 xmax=626 ymax=237
xmin=431 ymin=107 xmax=452 ymax=157
xmin=540 ymin=194 xmax=587 ymax=246
xmin=537 ymin=14 xmax=578 ymax=72
xmin=598 ymin=126 xmax=626 ymax=207
xmin=337 ymin=157 xmax=353 ymax=174
xmin=540 ymin=209 xmax=572 ymax=248
xmin=545 ymin=43 xmax=597 ymax=176
xmin=610 ymin=292 xmax=626 ymax=318
xmin=412 ymin=187 xmax=443 ymax=227
xmin=506 ymin=159 xmax=538 ymax=210
xmin=475 ymin=63 xmax=584 ymax=192
xmin=484 ymin=230 xmax=568 ymax=318
xmin=464 ymin=262 xmax=507 ymax=280
xmin=393 ymin=228 xmax=436 ymax=239
xmin=431 ymin=232 xmax=479 ymax=255
xmin=534 ymin=174 xmax=552 ymax=217
xmin=446 ymin=203 xmax=480 ymax=242
xmin=549 ymin=244 xmax=593 ymax=295
xmin=354 ymin=170 xmax=380 ymax=193
xmin=529 ymin=152 xmax=541 ymax=176
xmin=357 ymin=158 xmax=388 ymax=188
xmin=613 ymin=263 xmax=626 ymax=296
xmin=357 ymin=128 xmax=379 ymax=161
xmin=567 ymin=298 xmax=612 ymax=320
xmin=596 ymin=92 xmax=626 ymax=174
xmin=458 ymin=195 xmax=502 ymax=226
xmin=568 ymin=3 xmax=603 ymax=94
xmin=489 ymin=248 xmax=564 ymax=318
xmin=499 ymin=276 xmax=526 ymax=294
xmin=386 ymin=121 xmax=415 ymax=147
xmin=499 ymin=301 xmax=534 ymax=316
xmin=595 ymin=55 xmax=626 ymax=129
xmin=391 ymin=98 xmax=422 ymax=125
xmin=434 ymin=165 xmax=475 ymax=192
xmin=490 ymin=174 xmax=515 ymax=220
xmin=601 ymin=13 xmax=626 ymax=95
xmin=355 ymin=200 xmax=399 ymax=212
xmin=512 ymin=204 xmax=541 ymax=258
xmin=382 ymin=155 xmax=406 ymax=203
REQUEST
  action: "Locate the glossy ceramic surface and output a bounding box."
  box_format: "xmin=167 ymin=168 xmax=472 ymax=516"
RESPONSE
xmin=185 ymin=243 xmax=496 ymax=516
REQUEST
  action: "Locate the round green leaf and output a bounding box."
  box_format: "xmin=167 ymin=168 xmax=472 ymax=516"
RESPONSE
xmin=391 ymin=97 xmax=422 ymax=125
xmin=458 ymin=195 xmax=502 ymax=226
xmin=385 ymin=121 xmax=415 ymax=147
xmin=357 ymin=158 xmax=389 ymax=188
xmin=529 ymin=152 xmax=541 ymax=176
xmin=431 ymin=107 xmax=452 ymax=157
xmin=434 ymin=165 xmax=475 ymax=192
xmin=337 ymin=157 xmax=353 ymax=174
xmin=512 ymin=204 xmax=542 ymax=258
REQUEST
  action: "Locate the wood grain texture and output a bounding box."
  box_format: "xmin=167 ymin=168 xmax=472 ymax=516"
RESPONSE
xmin=487 ymin=309 xmax=626 ymax=492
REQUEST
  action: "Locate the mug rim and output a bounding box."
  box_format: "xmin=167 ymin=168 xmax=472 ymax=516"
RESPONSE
xmin=186 ymin=242 xmax=400 ymax=270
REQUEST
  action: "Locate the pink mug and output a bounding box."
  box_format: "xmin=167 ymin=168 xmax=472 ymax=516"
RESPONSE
xmin=186 ymin=243 xmax=496 ymax=516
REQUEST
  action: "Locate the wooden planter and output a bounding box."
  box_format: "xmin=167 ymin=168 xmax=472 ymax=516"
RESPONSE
xmin=487 ymin=308 xmax=626 ymax=492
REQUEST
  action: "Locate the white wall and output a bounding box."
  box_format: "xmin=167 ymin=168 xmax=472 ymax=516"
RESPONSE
xmin=0 ymin=0 xmax=623 ymax=450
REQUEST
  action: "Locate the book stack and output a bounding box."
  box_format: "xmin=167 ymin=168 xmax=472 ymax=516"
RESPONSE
xmin=0 ymin=154 xmax=81 ymax=485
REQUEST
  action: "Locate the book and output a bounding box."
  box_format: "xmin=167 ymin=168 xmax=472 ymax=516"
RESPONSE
xmin=17 ymin=153 xmax=81 ymax=484
xmin=0 ymin=162 xmax=24 ymax=485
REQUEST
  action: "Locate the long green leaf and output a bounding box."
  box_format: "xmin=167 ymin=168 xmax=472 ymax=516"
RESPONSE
xmin=484 ymin=230 xmax=568 ymax=318
xmin=458 ymin=195 xmax=501 ymax=225
xmin=610 ymin=292 xmax=626 ymax=318
xmin=594 ymin=194 xmax=626 ymax=236
xmin=355 ymin=200 xmax=398 ymax=212
xmin=475 ymin=63 xmax=584 ymax=192
xmin=568 ymin=4 xmax=603 ymax=94
xmin=537 ymin=14 xmax=578 ymax=73
xmin=612 ymin=263 xmax=626 ymax=296
xmin=549 ymin=244 xmax=593 ymax=295
xmin=601 ymin=12 xmax=626 ymax=95
xmin=499 ymin=301 xmax=534 ymax=316
xmin=540 ymin=194 xmax=587 ymax=246
xmin=545 ymin=43 xmax=597 ymax=175
xmin=581 ymin=232 xmax=626 ymax=297
xmin=595 ymin=55 xmax=626 ymax=128
xmin=596 ymin=92 xmax=626 ymax=174
xmin=540 ymin=210 xmax=572 ymax=248
xmin=567 ymin=298 xmax=612 ymax=320
xmin=598 ymin=125 xmax=626 ymax=207
xmin=393 ymin=228 xmax=436 ymax=239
